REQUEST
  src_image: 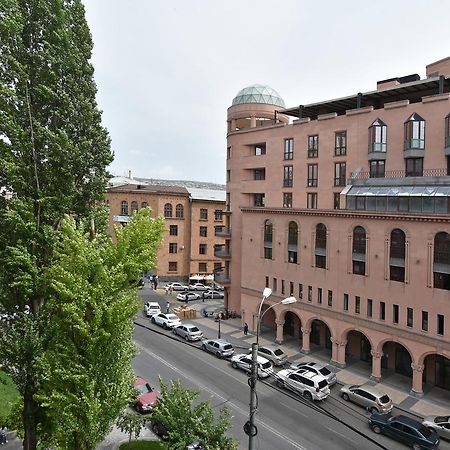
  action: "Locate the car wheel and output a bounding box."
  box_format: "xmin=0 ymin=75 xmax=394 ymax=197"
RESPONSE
xmin=232 ymin=362 xmax=238 ymax=369
xmin=371 ymin=425 xmax=381 ymax=434
xmin=163 ymin=323 xmax=167 ymax=330
xmin=370 ymin=407 xmax=378 ymax=415
xmin=216 ymin=352 xmax=222 ymax=358
xmin=151 ymin=317 xmax=156 ymax=324
xmin=172 ymin=328 xmax=177 ymax=334
xmin=342 ymin=393 xmax=349 ymax=401
xmin=184 ymin=335 xmax=189 ymax=341
xmin=412 ymin=444 xmax=421 ymax=450
xmin=303 ymin=391 xmax=313 ymax=401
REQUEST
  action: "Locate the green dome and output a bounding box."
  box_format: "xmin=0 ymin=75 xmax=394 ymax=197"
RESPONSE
xmin=232 ymin=84 xmax=285 ymax=107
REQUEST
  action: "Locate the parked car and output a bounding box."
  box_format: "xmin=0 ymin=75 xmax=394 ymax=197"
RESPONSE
xmin=231 ymin=353 xmax=273 ymax=378
xmin=290 ymin=361 xmax=337 ymax=386
xmin=144 ymin=301 xmax=161 ymax=317
xmin=201 ymin=339 xmax=234 ymax=358
xmin=151 ymin=313 xmax=182 ymax=329
xmin=165 ymin=282 xmax=188 ymax=292
xmin=173 ymin=324 xmax=203 ymax=341
xmin=134 ymin=376 xmax=158 ymax=413
xmin=177 ymin=292 xmax=200 ymax=302
xmin=151 ymin=418 xmax=204 ymax=449
xmin=369 ymin=413 xmax=440 ymax=449
xmin=188 ymin=283 xmax=210 ymax=291
xmin=202 ymin=290 xmax=224 ymax=299
xmin=255 ymin=346 xmax=288 ymax=366
xmin=340 ymin=384 xmax=393 ymax=414
xmin=422 ymin=415 xmax=450 ymax=440
xmin=276 ymin=368 xmax=330 ymax=401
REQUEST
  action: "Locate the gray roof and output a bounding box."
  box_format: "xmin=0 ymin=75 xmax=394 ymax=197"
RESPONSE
xmin=187 ymin=187 xmax=226 ymax=202
xmin=108 ymin=183 xmax=189 ymax=195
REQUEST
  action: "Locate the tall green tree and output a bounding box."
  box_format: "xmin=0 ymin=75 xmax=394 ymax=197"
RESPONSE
xmin=0 ymin=0 xmax=117 ymax=448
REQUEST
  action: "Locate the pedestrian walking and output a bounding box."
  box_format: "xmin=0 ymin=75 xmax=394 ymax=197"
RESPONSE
xmin=202 ymin=292 xmax=205 ymax=302
xmin=243 ymin=322 xmax=248 ymax=336
xmin=0 ymin=425 xmax=8 ymax=445
xmin=153 ymin=275 xmax=159 ymax=290
xmin=166 ymin=301 xmax=170 ymax=313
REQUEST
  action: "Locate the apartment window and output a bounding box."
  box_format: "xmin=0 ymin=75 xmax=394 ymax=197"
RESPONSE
xmin=334 ymin=162 xmax=346 ymax=186
xmin=281 ymin=280 xmax=285 ymax=295
xmin=290 ymin=282 xmax=294 ymax=296
xmin=255 ymin=144 xmax=266 ymax=155
xmin=164 ymin=203 xmax=172 ymax=218
xmin=254 ymin=193 xmax=265 ymax=207
xmin=169 ymin=243 xmax=177 ymax=254
xmin=307 ymin=286 xmax=312 ymax=302
xmin=169 ymin=225 xmax=178 ymax=236
xmin=214 ymin=262 xmax=222 ymax=271
xmin=283 ymin=165 xmax=293 ymax=187
xmin=214 ymin=210 xmax=223 ymax=221
xmin=131 ymin=201 xmax=138 ymax=213
xmin=315 ymin=223 xmax=327 ymax=269
xmin=264 ymin=219 xmax=273 ymax=259
xmin=227 ymin=146 xmax=231 ymax=159
xmin=422 ymin=311 xmax=428 ymax=332
xmin=141 ymin=201 xmax=148 ymax=208
xmin=327 ymin=290 xmax=332 ymax=307
xmin=405 ymin=158 xmax=423 ymax=177
xmin=273 ymin=277 xmax=277 ymax=292
xmin=333 ymin=193 xmax=340 ymax=210
xmin=198 ymin=262 xmax=207 ymax=272
xmin=307 ymin=164 xmax=318 ymax=187
xmin=335 ymin=131 xmax=347 ymax=156
xmin=168 ymin=261 xmax=177 ymax=272
xmin=352 ymin=226 xmax=366 ymax=275
xmin=175 ymin=204 xmax=184 ymax=218
xmin=445 ymin=113 xmax=450 ymax=148
xmin=380 ymin=302 xmax=386 ymax=320
xmin=393 ymin=304 xmax=399 ymax=324
xmin=284 ymin=138 xmax=294 ymax=160
xmin=367 ymin=299 xmax=373 ymax=318
xmin=433 ymin=232 xmax=450 ymax=290
xmin=370 ymin=160 xmax=385 ymax=178
xmin=200 ymin=226 xmax=207 ymax=237
xmin=307 ymin=193 xmax=317 ymax=209
xmin=283 ymin=192 xmax=293 ymax=208
xmin=265 ymin=276 xmax=269 ymax=288
xmin=438 ymin=314 xmax=444 ymax=335
xmin=369 ymin=118 xmax=387 ymax=153
xmin=390 ymin=229 xmax=406 ymax=282
xmin=404 ymin=113 xmax=425 ymax=150
xmin=121 ymin=201 xmax=129 ymax=215
xmin=407 ymin=307 xmax=413 ymax=328
xmin=343 ymin=294 xmax=349 ymax=311
xmin=199 ymin=243 xmax=207 ymax=255
xmin=254 ymin=168 xmax=266 ymax=180
xmin=308 ymin=135 xmax=318 ymax=158
xmin=200 ymin=208 xmax=208 ymax=220
xmin=317 ymin=288 xmax=322 ymax=304
xmin=287 ymin=221 xmax=298 ymax=263
xmin=355 ymin=296 xmax=360 ymax=314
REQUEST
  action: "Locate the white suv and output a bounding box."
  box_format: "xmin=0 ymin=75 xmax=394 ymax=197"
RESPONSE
xmin=276 ymin=368 xmax=330 ymax=401
xmin=144 ymin=302 xmax=161 ymax=317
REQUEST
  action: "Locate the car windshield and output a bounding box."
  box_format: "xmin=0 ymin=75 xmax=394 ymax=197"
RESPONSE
xmin=273 ymin=349 xmax=284 ymax=356
xmin=318 ymin=380 xmax=328 ymax=389
xmin=136 ymin=383 xmax=152 ymax=394
xmin=418 ymin=425 xmax=432 ymax=438
xmin=435 ymin=416 xmax=449 ymax=423
xmin=189 ymin=327 xmax=200 ymax=332
xmin=379 ymin=394 xmax=390 ymax=404
xmin=261 ymin=361 xmax=272 ymax=369
xmin=223 ymin=344 xmax=233 ymax=350
xmin=319 ymin=367 xmax=331 ymax=375
xmin=167 ymin=314 xmax=178 ymax=320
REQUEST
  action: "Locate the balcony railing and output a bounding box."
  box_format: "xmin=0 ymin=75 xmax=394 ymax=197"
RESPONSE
xmin=214 ymin=271 xmax=230 ymax=285
xmin=350 ymin=168 xmax=448 ymax=180
xmin=214 ymin=245 xmax=231 ymax=259
xmin=215 ymin=227 xmax=232 ymax=238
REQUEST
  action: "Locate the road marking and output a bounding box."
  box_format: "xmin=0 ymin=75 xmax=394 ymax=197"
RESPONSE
xmin=280 ymin=401 xmax=309 ymax=419
xmin=324 ymin=426 xmax=356 ymax=446
xmin=136 ymin=342 xmax=308 ymax=450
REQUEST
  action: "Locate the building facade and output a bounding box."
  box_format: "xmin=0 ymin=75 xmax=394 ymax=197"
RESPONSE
xmin=222 ymin=60 xmax=450 ymax=396
xmin=107 ymin=182 xmax=226 ymax=282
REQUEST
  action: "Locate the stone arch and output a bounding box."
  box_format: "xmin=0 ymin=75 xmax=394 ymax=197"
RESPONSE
xmin=420 ymin=351 xmax=450 ymax=391
xmin=418 ymin=350 xmax=450 ymax=366
xmin=340 ymin=327 xmax=375 ymax=352
xmin=375 ymin=337 xmax=415 ymax=362
xmin=304 ymin=316 xmax=334 ymax=340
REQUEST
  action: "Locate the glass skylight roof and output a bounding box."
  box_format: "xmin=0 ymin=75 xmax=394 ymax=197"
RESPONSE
xmin=232 ymin=84 xmax=285 ymax=107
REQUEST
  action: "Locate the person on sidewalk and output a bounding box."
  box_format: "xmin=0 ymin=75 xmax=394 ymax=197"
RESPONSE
xmin=166 ymin=301 xmax=170 ymax=313
xmin=0 ymin=425 xmax=8 ymax=445
xmin=243 ymin=323 xmax=248 ymax=336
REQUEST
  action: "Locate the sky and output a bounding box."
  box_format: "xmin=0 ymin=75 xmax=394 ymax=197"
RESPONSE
xmin=82 ymin=0 xmax=450 ymax=185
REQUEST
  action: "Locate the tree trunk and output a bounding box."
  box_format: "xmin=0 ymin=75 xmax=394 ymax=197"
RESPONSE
xmin=23 ymin=390 xmax=38 ymax=450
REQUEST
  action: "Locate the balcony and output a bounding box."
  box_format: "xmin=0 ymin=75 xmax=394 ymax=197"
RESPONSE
xmin=214 ymin=245 xmax=231 ymax=259
xmin=349 ymin=168 xmax=449 ymax=186
xmin=215 ymin=227 xmax=232 ymax=238
xmin=214 ymin=271 xmax=230 ymax=286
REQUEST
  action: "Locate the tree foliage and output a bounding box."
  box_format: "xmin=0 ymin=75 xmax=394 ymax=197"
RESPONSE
xmin=116 ymin=410 xmax=147 ymax=449
xmin=152 ymin=379 xmax=238 ymax=450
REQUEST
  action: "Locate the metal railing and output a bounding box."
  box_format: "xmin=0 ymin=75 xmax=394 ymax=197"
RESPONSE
xmin=350 ymin=168 xmax=448 ymax=180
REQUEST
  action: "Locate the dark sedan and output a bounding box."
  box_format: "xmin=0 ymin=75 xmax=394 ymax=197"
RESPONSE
xmin=369 ymin=413 xmax=440 ymax=450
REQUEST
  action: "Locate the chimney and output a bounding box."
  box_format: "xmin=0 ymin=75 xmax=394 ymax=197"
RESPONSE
xmin=128 ymin=170 xmax=132 ymax=179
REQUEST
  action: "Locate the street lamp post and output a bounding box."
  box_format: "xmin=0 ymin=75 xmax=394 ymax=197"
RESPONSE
xmin=245 ymin=289 xmax=296 ymax=450
xmin=217 ymin=316 xmax=221 ymax=339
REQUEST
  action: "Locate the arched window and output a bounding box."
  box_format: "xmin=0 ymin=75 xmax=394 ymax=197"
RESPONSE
xmin=176 ymin=204 xmax=184 ymax=218
xmin=288 ymin=221 xmax=298 ymax=264
xmin=164 ymin=203 xmax=173 ymax=218
xmin=404 ymin=113 xmax=425 ymax=150
xmin=352 ymin=226 xmax=366 ymax=275
xmin=141 ymin=202 xmax=148 ymax=208
xmin=368 ymin=118 xmax=387 ymax=153
xmin=315 ymin=223 xmax=327 ymax=269
xmin=121 ymin=201 xmax=128 ymax=216
xmin=390 ymin=229 xmax=406 ymax=282
xmin=263 ymin=220 xmax=273 ymax=259
xmin=131 ymin=201 xmax=138 ymax=213
xmin=434 ymin=232 xmax=450 ymax=290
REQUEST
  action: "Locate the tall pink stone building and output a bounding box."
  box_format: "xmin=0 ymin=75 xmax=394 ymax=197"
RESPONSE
xmin=219 ymin=58 xmax=450 ymax=397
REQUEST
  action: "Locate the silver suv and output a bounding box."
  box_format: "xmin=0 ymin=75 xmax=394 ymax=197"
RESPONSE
xmin=340 ymin=384 xmax=393 ymax=414
xmin=173 ymin=324 xmax=203 ymax=341
xmin=201 ymin=339 xmax=234 ymax=358
xmin=276 ymin=368 xmax=330 ymax=401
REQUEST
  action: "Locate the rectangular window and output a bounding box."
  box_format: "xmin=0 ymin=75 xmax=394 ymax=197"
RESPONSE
xmin=227 ymin=170 xmax=231 ymax=182
xmin=407 ymin=307 xmax=413 ymax=327
xmin=283 ymin=192 xmax=293 ymax=208
xmin=198 ymin=262 xmax=207 ymax=272
xmin=438 ymin=314 xmax=444 ymax=335
xmin=227 ymin=146 xmax=231 ymax=159
xmin=298 ymin=283 xmax=303 ymax=300
xmin=335 ymin=131 xmax=347 ymax=156
xmin=393 ymin=304 xmax=399 ymax=324
xmin=370 ymin=160 xmax=385 ymax=178
xmin=169 ymin=243 xmax=177 ymax=254
xmin=307 ymin=164 xmax=318 ymax=187
xmin=264 ymin=246 xmax=272 ymax=259
xmin=200 ymin=208 xmax=208 ymax=220
xmin=327 ymin=290 xmax=333 ymax=307
xmin=317 ymin=287 xmax=322 ymax=304
xmin=307 ymin=193 xmax=317 ymax=209
xmin=199 ymin=244 xmax=207 ymax=255
xmin=265 ymin=276 xmax=269 ymax=288
xmin=255 ymin=144 xmax=266 ymax=155
xmin=307 ymin=285 xmax=312 ymax=302
xmin=214 ymin=210 xmax=223 ymax=221
xmin=168 ymin=261 xmax=177 ymax=272
xmin=284 ymin=138 xmax=294 ymax=160
xmin=380 ymin=301 xmax=386 ymax=320
xmin=308 ymin=135 xmax=319 ymax=158
xmin=333 ymin=193 xmax=340 ymax=210
xmin=355 ymin=296 xmax=360 ymax=314
xmin=406 ymin=158 xmax=423 ymax=177
xmin=290 ymin=281 xmax=294 ymax=296
xmin=422 ymin=311 xmax=428 ymax=332
xmin=200 ymin=226 xmax=207 ymax=237
xmin=367 ymin=299 xmax=373 ymax=318
xmin=214 ymin=262 xmax=222 ymax=271
xmin=283 ymin=165 xmax=293 ymax=187
xmin=334 ymin=162 xmax=346 ymax=186
xmin=254 ymin=168 xmax=266 ymax=180
xmin=169 ymin=225 xmax=178 ymax=236
xmin=343 ymin=293 xmax=349 ymax=311
xmin=254 ymin=193 xmax=265 ymax=207
xmin=273 ymin=278 xmax=277 ymax=292
xmin=281 ymin=280 xmax=285 ymax=295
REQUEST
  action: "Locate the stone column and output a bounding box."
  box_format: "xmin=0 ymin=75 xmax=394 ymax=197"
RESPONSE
xmin=301 ymin=327 xmax=310 ymax=354
xmin=370 ymin=351 xmax=382 ymax=381
xmin=275 ymin=319 xmax=285 ymax=344
xmin=231 ymin=119 xmax=236 ymax=131
xmin=335 ymin=339 xmax=347 ymax=368
xmin=410 ymin=363 xmax=424 ymax=397
xmin=250 ymin=115 xmax=256 ymax=128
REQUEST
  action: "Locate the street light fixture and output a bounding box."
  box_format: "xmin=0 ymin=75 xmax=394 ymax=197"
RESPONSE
xmin=245 ymin=290 xmax=297 ymax=449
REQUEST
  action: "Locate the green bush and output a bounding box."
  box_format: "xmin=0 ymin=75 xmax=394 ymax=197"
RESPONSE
xmin=0 ymin=370 xmax=20 ymax=424
xmin=118 ymin=441 xmax=167 ymax=450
